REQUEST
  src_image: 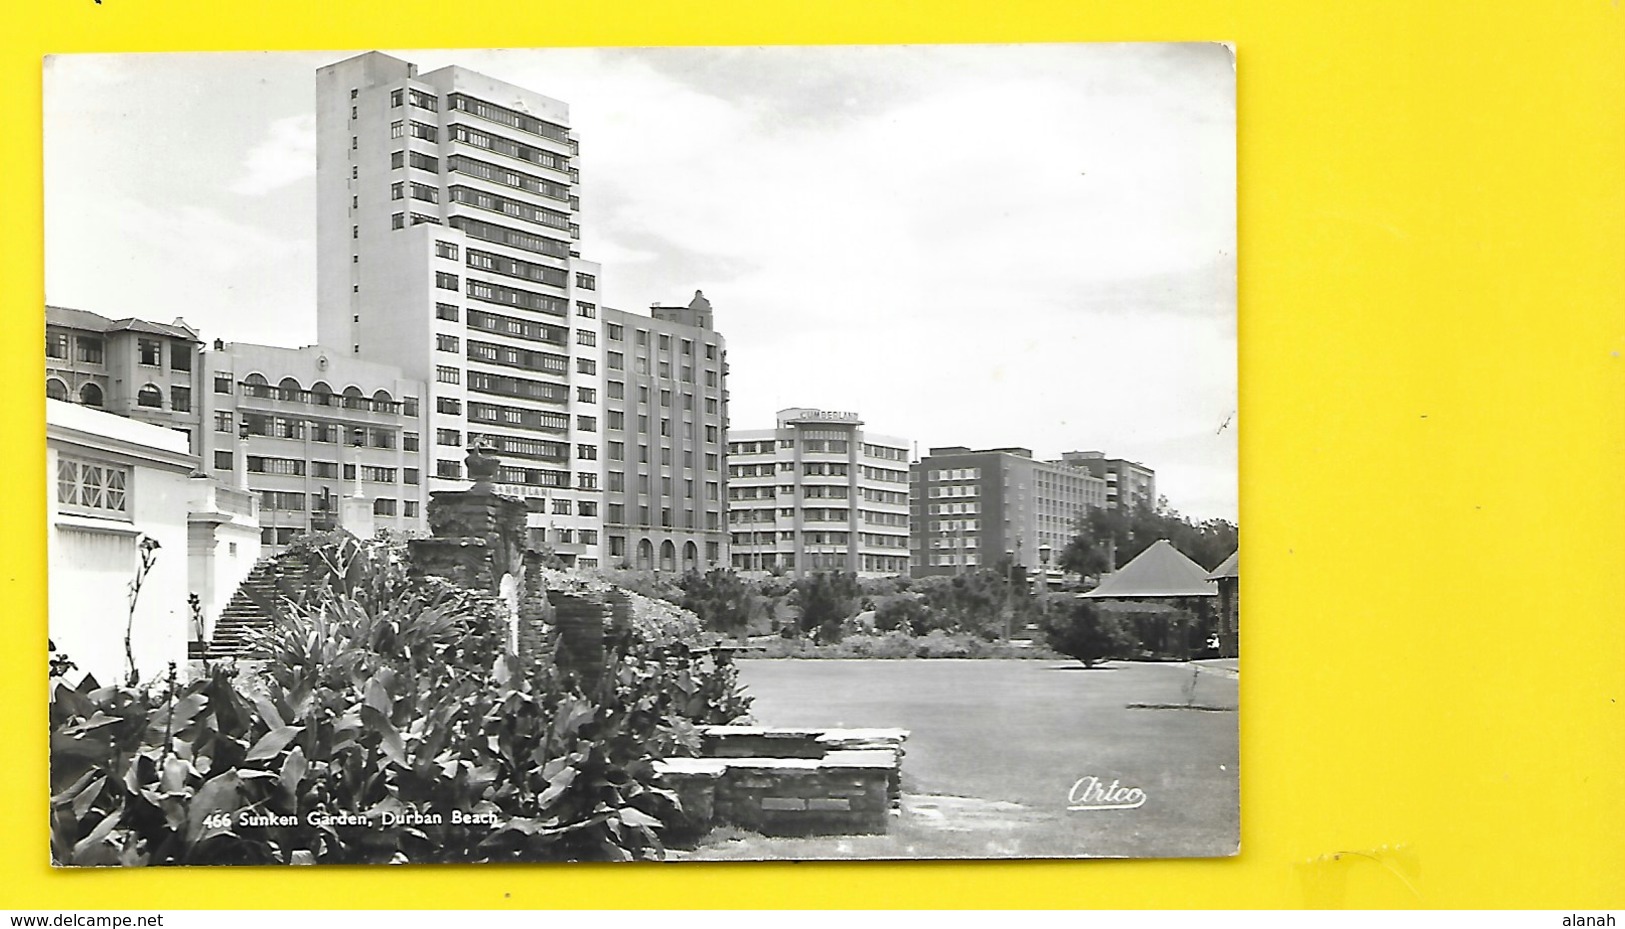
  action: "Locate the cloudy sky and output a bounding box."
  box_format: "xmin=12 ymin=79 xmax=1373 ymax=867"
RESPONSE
xmin=44 ymin=44 xmax=1237 ymax=521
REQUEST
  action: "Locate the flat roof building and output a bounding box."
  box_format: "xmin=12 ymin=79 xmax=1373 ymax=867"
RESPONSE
xmin=728 ymin=408 xmax=910 ymax=578
xmin=315 ymin=51 xmax=604 ymax=566
xmin=1062 ymin=451 xmax=1156 ymax=513
xmin=198 ymin=341 xmax=429 ymax=550
xmin=600 ymin=291 xmax=730 ymax=572
xmin=909 ymin=446 xmax=1110 ymax=578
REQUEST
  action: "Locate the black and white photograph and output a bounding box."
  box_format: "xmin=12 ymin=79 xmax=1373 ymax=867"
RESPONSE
xmin=43 ymin=44 xmax=1238 ymax=865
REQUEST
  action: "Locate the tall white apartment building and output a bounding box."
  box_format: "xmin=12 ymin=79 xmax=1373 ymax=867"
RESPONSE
xmin=727 ymin=408 xmax=911 ymax=578
xmin=315 ymin=51 xmax=604 ymax=567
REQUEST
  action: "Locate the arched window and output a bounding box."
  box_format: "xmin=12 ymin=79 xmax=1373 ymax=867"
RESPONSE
xmin=372 ymin=388 xmax=392 ymax=403
xmin=79 ymin=383 xmax=103 ymax=407
xmin=683 ymin=541 xmax=699 ymax=569
xmin=45 ymin=379 xmax=68 ymax=402
xmin=311 ymin=381 xmax=333 ymax=406
xmin=278 ymin=377 xmax=302 ymax=400
xmin=244 ymin=373 xmax=268 ymax=386
xmin=136 ymin=384 xmax=163 ymax=408
xmin=342 ymin=386 xmax=363 ymax=399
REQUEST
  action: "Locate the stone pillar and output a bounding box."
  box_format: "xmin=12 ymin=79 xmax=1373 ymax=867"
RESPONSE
xmin=408 ymin=488 xmax=528 ymax=594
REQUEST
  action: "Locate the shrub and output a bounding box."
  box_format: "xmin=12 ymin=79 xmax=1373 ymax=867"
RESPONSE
xmin=49 ymin=536 xmax=748 ymax=866
xmin=1040 ymin=600 xmax=1137 ymax=667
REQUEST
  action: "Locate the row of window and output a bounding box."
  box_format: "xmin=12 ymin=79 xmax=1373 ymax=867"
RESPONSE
xmin=466 ymin=248 xmax=569 ymax=288
xmin=449 ymin=216 xmax=572 ymax=260
xmin=47 ymin=331 xmax=194 ymax=371
xmin=449 ymin=93 xmax=572 ymax=144
xmin=465 ymin=307 xmax=568 ymax=346
xmin=467 ymin=277 xmax=570 ymax=317
xmin=450 ymin=184 xmax=571 ymax=230
xmin=448 ymin=149 xmax=570 ymax=198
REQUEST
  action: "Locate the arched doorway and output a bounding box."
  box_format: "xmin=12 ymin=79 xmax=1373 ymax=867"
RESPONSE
xmin=636 ymin=538 xmax=654 ymax=571
xmin=79 ymin=382 xmax=103 ymax=407
xmin=682 ymin=541 xmax=699 ymax=571
xmin=659 ymin=540 xmax=677 ymax=572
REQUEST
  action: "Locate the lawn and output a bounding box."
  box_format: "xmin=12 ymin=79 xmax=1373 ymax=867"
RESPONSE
xmin=677 ymin=658 xmax=1238 ymax=861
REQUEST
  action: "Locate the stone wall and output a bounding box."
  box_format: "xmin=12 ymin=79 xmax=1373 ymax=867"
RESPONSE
xmin=656 ymin=727 xmax=908 ymax=839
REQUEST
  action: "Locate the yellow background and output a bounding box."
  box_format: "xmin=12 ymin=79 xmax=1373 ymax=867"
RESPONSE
xmin=5 ymin=0 xmax=1623 ymax=909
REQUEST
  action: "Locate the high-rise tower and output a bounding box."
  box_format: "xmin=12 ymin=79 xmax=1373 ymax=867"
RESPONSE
xmin=315 ymin=51 xmax=603 ymax=566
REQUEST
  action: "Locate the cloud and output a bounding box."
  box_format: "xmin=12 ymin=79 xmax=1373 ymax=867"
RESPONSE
xmin=228 ymin=114 xmax=316 ymax=196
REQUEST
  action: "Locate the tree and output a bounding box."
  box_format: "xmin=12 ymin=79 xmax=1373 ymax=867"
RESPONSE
xmin=1040 ymin=599 xmax=1137 ymax=667
xmin=679 ymin=568 xmax=754 ymax=640
xmin=1061 ymin=502 xmax=1238 ymax=578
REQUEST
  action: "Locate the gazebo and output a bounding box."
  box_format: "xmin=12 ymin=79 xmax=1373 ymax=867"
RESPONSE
xmin=1080 ymin=539 xmax=1218 ymax=659
xmin=1207 ymin=549 xmax=1239 ymax=658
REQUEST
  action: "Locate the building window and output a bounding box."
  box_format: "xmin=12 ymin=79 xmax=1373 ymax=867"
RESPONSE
xmin=392 ymin=151 xmax=405 ymax=169
xmin=404 ymin=501 xmax=419 ymax=517
xmin=46 ymin=331 xmax=68 ymax=359
xmin=392 ymin=181 xmax=405 ymax=200
xmin=170 ymin=386 xmax=192 ymax=413
xmin=437 ymin=397 xmax=462 ymax=415
xmin=45 ymin=379 xmax=68 ymax=401
xmin=137 ymin=339 xmax=161 ymax=367
xmin=403 ymin=397 xmax=419 ymax=417
xmin=577 ymin=444 xmax=597 ymax=460
xmin=436 ymin=272 xmax=459 ymax=290
xmin=409 ymin=88 xmax=438 ymax=111
xmin=373 ymin=498 xmax=397 ymax=517
xmin=577 ymin=415 xmax=597 ymax=432
xmin=436 ymin=334 xmax=460 ymax=352
xmin=213 ymin=450 xmax=233 ymax=471
xmin=403 ymin=431 xmax=420 ymax=451
xmin=437 ymin=428 xmax=462 ymax=446
xmin=411 ymin=182 xmax=439 ymax=203
xmin=436 ymin=365 xmax=461 ymax=384
xmin=577 ymin=358 xmax=596 ymax=375
xmin=436 ymin=459 xmax=461 ymax=479
xmin=409 ymin=121 xmax=437 ymax=142
xmin=551 ymin=499 xmax=573 ymax=516
xmin=136 ymin=384 xmax=163 ymax=408
xmin=76 ymin=337 xmax=104 ymax=364
xmin=577 ymin=387 xmax=596 ymax=403
xmin=435 ymin=240 xmax=459 ymax=260
xmin=577 ymin=301 xmax=596 ymax=318
xmin=390 ymin=120 xmax=404 ymax=138
xmin=436 ymin=302 xmax=460 ymax=321
xmin=390 ymin=89 xmax=404 ymax=107
xmin=577 ymin=329 xmax=596 ymax=346
xmin=575 ymin=272 xmax=596 ymax=290
xmin=57 ymin=457 xmax=129 ymax=519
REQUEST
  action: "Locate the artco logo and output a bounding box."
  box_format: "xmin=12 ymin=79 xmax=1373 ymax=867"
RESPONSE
xmin=1068 ymin=776 xmax=1147 ymax=811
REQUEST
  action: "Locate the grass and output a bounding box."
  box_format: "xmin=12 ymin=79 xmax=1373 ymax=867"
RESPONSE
xmin=673 ymin=658 xmax=1239 ymax=861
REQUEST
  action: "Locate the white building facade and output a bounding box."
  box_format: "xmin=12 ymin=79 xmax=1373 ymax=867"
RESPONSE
xmin=198 ymin=341 xmax=429 ymax=549
xmin=48 ymin=401 xmax=258 ymax=685
xmin=315 ymin=51 xmax=604 ymax=567
xmin=727 ymin=408 xmax=910 ymax=578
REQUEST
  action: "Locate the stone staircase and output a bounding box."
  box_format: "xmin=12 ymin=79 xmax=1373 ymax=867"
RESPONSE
xmin=191 ymin=551 xmax=314 ymax=659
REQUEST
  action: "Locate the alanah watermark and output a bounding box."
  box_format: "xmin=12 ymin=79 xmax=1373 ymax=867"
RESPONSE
xmin=1068 ymin=776 xmax=1147 ymax=811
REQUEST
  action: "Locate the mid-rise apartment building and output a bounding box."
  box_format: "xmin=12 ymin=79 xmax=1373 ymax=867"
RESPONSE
xmin=600 ymin=292 xmax=730 ymax=572
xmin=909 ymin=446 xmax=1110 ymax=577
xmin=728 ymin=408 xmax=910 ymax=577
xmin=315 ymin=51 xmax=604 ymax=566
xmin=1061 ymin=451 xmax=1157 ymax=512
xmin=197 ymin=341 xmax=429 ymax=548
xmin=46 ymin=306 xmax=203 ymax=453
